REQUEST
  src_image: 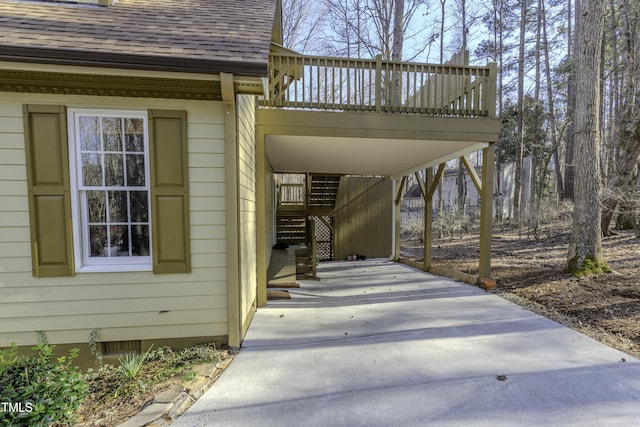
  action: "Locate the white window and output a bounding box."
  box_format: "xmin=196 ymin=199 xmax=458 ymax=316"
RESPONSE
xmin=68 ymin=110 xmax=152 ymax=272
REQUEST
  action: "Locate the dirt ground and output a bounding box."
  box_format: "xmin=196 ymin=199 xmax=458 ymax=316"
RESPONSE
xmin=401 ymin=222 xmax=640 ymax=359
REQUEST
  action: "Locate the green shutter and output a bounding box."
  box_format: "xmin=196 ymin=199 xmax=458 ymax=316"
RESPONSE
xmin=23 ymin=105 xmax=74 ymax=277
xmin=148 ymin=110 xmax=191 ymax=274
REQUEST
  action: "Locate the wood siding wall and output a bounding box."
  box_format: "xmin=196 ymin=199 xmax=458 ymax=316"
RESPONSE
xmin=0 ymin=92 xmax=228 ymax=347
xmin=236 ymin=95 xmax=257 ymax=330
xmin=334 ymin=176 xmax=393 ymax=260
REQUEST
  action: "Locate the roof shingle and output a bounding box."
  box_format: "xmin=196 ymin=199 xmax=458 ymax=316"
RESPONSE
xmin=0 ymin=0 xmax=278 ymax=75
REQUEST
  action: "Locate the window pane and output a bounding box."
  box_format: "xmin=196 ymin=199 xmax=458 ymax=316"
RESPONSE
xmin=108 ymin=191 xmax=128 ymax=223
xmin=82 ymin=153 xmax=103 ymax=187
xmin=89 ymin=225 xmax=107 ymax=257
xmin=131 ymin=225 xmax=150 ymax=256
xmin=110 ymin=225 xmax=128 ymax=256
xmin=105 ymin=154 xmax=124 ymax=186
xmin=79 ymin=116 xmax=100 ymax=151
xmin=103 ymin=117 xmax=122 ymax=152
xmin=126 ymin=154 xmax=146 ymax=186
xmin=87 ymin=190 xmax=106 ymax=223
xmin=125 ymin=118 xmax=145 ymax=152
xmin=130 ymin=191 xmax=149 ymax=222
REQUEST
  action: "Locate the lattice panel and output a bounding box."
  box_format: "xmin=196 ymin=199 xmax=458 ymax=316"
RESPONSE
xmin=312 ymin=216 xmax=334 ymax=261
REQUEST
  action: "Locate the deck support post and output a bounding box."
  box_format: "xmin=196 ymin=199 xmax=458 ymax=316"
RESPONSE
xmin=423 ymin=168 xmax=433 ymax=272
xmin=393 ymin=176 xmax=406 ymax=261
xmin=479 ymin=143 xmax=495 ymax=279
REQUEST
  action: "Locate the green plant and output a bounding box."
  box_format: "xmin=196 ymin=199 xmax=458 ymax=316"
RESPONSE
xmin=0 ymin=344 xmax=19 ymax=374
xmin=88 ymin=329 xmax=103 ymax=367
xmin=115 ymin=345 xmax=154 ymax=381
xmin=0 ymin=344 xmax=88 ymax=427
xmin=178 ymin=343 xmax=221 ymax=363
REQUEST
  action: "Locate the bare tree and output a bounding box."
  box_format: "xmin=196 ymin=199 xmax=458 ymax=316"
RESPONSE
xmin=513 ymin=0 xmax=527 ymax=223
xmin=563 ymin=0 xmax=580 ymax=200
xmin=601 ymin=0 xmax=640 ymax=234
xmin=565 ymin=0 xmax=608 ymax=275
xmin=281 ymin=0 xmax=324 ymax=51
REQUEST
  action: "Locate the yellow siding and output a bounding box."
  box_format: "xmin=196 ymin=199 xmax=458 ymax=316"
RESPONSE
xmin=0 ymin=92 xmax=229 ymax=346
xmin=237 ymin=95 xmax=258 ymax=330
xmin=334 ymin=176 xmax=393 ymax=260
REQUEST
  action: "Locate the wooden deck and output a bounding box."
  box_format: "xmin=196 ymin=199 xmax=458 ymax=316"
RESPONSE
xmin=260 ymin=51 xmax=496 ymax=119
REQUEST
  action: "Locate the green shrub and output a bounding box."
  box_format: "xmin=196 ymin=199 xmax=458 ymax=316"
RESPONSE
xmin=0 ymin=344 xmax=88 ymax=427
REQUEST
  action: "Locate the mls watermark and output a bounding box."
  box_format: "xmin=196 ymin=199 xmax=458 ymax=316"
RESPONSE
xmin=1 ymin=401 xmax=34 ymax=413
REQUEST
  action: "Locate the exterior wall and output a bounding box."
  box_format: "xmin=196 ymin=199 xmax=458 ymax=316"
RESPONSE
xmin=236 ymin=95 xmax=257 ymax=329
xmin=334 ymin=176 xmax=393 ymax=260
xmin=0 ymin=92 xmax=228 ymax=347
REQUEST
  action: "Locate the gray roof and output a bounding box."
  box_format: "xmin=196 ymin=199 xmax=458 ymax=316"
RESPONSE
xmin=0 ymin=0 xmax=278 ymax=75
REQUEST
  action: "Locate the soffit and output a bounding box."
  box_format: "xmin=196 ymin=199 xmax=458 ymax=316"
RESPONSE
xmin=258 ymin=109 xmax=499 ymax=178
xmin=265 ymin=134 xmax=488 ymax=178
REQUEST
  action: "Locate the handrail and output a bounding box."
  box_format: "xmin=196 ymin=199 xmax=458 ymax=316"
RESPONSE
xmin=260 ymin=53 xmax=496 ymax=118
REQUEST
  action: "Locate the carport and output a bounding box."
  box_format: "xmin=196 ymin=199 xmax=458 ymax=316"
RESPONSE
xmin=255 ymin=107 xmax=500 ymax=307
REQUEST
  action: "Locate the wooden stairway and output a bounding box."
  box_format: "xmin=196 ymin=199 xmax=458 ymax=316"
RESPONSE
xmin=307 ymin=174 xmax=340 ymax=215
xmin=276 ymin=208 xmax=307 ymax=245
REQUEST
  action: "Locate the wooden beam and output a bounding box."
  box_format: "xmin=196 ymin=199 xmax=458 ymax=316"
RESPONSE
xmin=395 ymin=176 xmax=407 ymax=205
xmin=426 ymin=163 xmax=446 ymax=201
xmin=393 ymin=177 xmax=405 ymax=261
xmin=414 ymin=172 xmax=426 ymax=199
xmin=461 ymin=154 xmax=482 ymax=193
xmin=423 ymin=168 xmax=433 ymax=272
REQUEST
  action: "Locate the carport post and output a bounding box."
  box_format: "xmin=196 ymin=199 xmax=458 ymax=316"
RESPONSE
xmin=394 ymin=176 xmax=406 ymax=261
xmin=423 ymin=168 xmax=433 ymax=271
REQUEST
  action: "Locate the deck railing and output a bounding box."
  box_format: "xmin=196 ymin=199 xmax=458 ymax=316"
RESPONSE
xmin=260 ymin=53 xmax=497 ymax=118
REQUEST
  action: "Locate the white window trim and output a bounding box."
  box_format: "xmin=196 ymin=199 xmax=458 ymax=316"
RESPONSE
xmin=68 ymin=109 xmax=152 ymax=273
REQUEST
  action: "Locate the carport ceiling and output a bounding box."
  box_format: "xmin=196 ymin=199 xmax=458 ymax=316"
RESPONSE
xmin=265 ymin=135 xmax=488 ymax=177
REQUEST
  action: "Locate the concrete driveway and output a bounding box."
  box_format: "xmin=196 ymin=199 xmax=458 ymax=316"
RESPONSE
xmin=173 ymin=259 xmax=640 ymax=426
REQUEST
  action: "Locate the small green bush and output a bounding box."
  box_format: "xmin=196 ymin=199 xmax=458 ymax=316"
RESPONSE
xmin=0 ymin=344 xmax=88 ymax=427
xmin=115 ymin=345 xmax=154 ymax=381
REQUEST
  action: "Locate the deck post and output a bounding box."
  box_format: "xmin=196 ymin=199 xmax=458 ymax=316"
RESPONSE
xmin=393 ymin=176 xmax=406 ymax=261
xmin=486 ymin=63 xmax=497 ymax=119
xmin=423 ymin=168 xmax=433 ymax=272
xmin=479 ymin=143 xmax=495 ymax=279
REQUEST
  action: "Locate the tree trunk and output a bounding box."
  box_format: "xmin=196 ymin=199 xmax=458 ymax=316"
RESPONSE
xmin=542 ymin=0 xmax=563 ymax=201
xmin=564 ymin=0 xmax=580 ymax=201
xmin=514 ymin=0 xmax=526 ymax=223
xmin=565 ymin=0 xmax=609 ymax=275
xmin=391 ymin=0 xmax=405 ymax=106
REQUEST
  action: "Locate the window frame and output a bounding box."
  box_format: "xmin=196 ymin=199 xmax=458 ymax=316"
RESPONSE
xmin=67 ymin=109 xmax=153 ymax=272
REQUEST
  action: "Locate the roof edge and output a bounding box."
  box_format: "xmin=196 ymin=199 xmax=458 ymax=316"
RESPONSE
xmin=0 ymin=46 xmax=268 ymax=77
